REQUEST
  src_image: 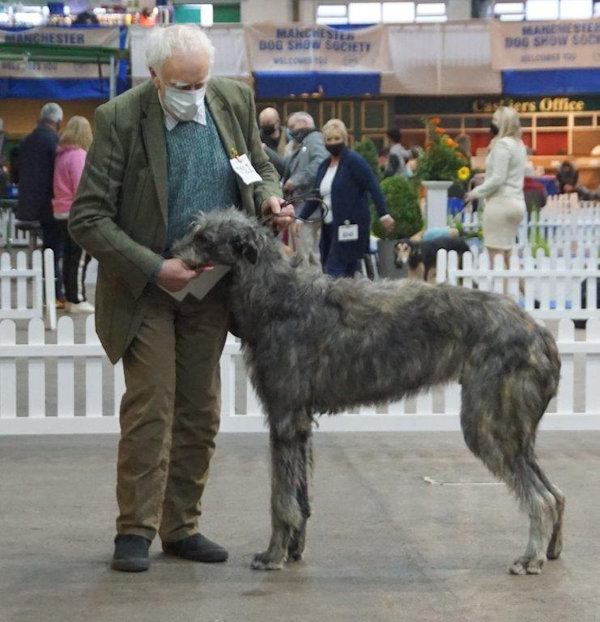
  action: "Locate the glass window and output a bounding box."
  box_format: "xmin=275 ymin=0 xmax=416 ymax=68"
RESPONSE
xmin=537 ymin=116 xmax=568 ymax=127
xmin=317 ymin=4 xmax=349 ymax=17
xmin=494 ymin=2 xmax=525 ymax=16
xmin=559 ymin=0 xmax=592 ymax=18
xmin=317 ymin=1 xmax=447 ymax=24
xmin=317 ymin=4 xmax=349 ymax=24
xmin=382 ymin=2 xmax=416 ymax=21
xmin=416 ymin=2 xmax=446 ymax=14
xmin=574 ymin=116 xmax=594 ymax=126
xmin=199 ymin=4 xmax=213 ymax=26
xmin=349 ymin=2 xmax=382 ymax=23
xmin=415 ymin=2 xmax=447 ymax=20
xmin=526 ymin=0 xmax=559 ymax=19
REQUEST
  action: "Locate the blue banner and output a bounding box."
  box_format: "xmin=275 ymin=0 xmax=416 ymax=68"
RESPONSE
xmin=503 ymin=68 xmax=600 ymax=95
xmin=254 ymin=71 xmax=380 ymax=97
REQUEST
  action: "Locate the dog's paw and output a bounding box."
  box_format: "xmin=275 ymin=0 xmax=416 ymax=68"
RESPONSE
xmin=286 ymin=551 xmax=303 ymax=563
xmin=509 ymin=555 xmax=545 ymax=575
xmin=251 ymin=551 xmax=284 ymax=571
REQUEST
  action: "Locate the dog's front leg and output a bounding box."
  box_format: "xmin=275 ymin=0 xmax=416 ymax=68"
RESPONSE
xmin=287 ymin=430 xmax=312 ymax=562
xmin=252 ymin=419 xmax=308 ymax=570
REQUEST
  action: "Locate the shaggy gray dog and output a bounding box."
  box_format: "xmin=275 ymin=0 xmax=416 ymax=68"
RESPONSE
xmin=173 ymin=208 xmax=564 ymax=576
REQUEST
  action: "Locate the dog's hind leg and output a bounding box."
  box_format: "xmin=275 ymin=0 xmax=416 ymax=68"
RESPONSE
xmin=461 ymin=372 xmax=559 ymax=575
xmin=530 ymin=458 xmax=565 ymax=560
xmin=504 ymin=452 xmax=559 ymax=575
xmin=252 ymin=415 xmax=311 ymax=570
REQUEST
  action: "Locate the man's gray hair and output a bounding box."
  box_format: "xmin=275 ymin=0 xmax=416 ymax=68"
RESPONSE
xmin=40 ymin=102 xmax=63 ymax=124
xmin=288 ymin=111 xmax=315 ymax=128
xmin=146 ymin=24 xmax=215 ymax=75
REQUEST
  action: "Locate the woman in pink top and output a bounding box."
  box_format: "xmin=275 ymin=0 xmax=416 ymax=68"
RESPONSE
xmin=53 ymin=116 xmax=94 ymax=313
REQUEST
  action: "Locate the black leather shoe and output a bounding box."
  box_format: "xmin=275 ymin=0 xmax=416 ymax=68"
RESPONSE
xmin=162 ymin=533 xmax=228 ymax=563
xmin=111 ymin=534 xmax=151 ymax=572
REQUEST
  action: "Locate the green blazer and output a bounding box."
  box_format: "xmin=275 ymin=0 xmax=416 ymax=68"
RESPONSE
xmin=69 ymin=79 xmax=281 ymax=363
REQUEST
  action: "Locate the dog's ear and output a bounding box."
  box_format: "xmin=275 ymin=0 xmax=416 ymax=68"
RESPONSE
xmin=231 ymin=235 xmax=258 ymax=264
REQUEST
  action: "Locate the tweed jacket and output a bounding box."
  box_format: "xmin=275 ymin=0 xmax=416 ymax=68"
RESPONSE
xmin=69 ymin=78 xmax=281 ymax=363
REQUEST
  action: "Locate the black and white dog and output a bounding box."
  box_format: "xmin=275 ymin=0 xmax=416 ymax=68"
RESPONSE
xmin=394 ymin=236 xmax=470 ymax=282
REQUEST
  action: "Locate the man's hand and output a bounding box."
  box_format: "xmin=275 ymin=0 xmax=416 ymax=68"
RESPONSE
xmin=379 ymin=214 xmax=395 ymax=233
xmin=282 ymin=179 xmax=295 ymax=194
xmin=157 ymin=258 xmax=212 ymax=292
xmin=261 ymin=196 xmax=295 ymax=231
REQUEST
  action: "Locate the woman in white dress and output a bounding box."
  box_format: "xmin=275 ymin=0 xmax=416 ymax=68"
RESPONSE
xmin=467 ymin=106 xmax=526 ymax=268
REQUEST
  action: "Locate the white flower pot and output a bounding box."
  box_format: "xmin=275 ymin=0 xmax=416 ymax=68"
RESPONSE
xmin=422 ymin=180 xmax=453 ymax=230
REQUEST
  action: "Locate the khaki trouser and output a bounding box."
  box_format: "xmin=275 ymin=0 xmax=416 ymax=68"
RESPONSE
xmin=116 ymin=280 xmax=230 ymax=542
xmin=291 ymin=219 xmax=322 ymax=266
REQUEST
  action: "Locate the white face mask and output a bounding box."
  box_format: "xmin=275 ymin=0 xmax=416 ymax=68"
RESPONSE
xmin=163 ymin=84 xmax=206 ymax=122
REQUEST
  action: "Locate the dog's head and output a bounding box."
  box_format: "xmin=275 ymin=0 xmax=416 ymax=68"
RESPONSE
xmin=394 ymin=239 xmax=415 ymax=269
xmin=171 ymin=208 xmax=264 ymax=269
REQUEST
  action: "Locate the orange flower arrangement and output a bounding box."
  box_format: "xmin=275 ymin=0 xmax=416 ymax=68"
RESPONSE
xmin=416 ymin=118 xmax=471 ymax=185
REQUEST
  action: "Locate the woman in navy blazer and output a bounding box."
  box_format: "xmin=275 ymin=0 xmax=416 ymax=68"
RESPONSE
xmin=299 ymin=119 xmax=394 ymax=277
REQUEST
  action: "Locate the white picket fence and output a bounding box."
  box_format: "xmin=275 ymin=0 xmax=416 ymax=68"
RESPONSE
xmin=437 ymin=249 xmax=600 ymax=321
xmin=457 ymin=197 xmax=600 ymax=251
xmin=0 ymin=315 xmax=599 ymax=434
xmin=0 ymin=250 xmax=56 ymax=329
xmin=0 ymin=208 xmax=36 ymax=250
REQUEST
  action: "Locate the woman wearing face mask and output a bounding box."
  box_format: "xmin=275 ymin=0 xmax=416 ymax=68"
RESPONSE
xmin=298 ymin=118 xmax=394 ymax=278
xmin=465 ymin=106 xmax=527 ymax=268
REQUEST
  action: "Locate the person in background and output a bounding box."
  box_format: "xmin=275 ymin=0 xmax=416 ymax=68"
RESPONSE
xmin=456 ymin=133 xmax=472 ymax=163
xmin=52 ymin=116 xmax=95 ymax=313
xmin=556 ymin=160 xmax=579 ymax=194
xmin=465 ymin=106 xmax=526 ymax=269
xmin=523 ymin=162 xmax=547 ymax=216
xmin=282 ymin=111 xmax=328 ymax=264
xmin=16 ymin=102 xmax=66 ymax=306
xmin=139 ymin=7 xmax=156 ymax=26
xmin=404 ymin=145 xmax=421 ymax=178
xmin=298 ymin=118 xmax=394 ymax=277
xmin=383 ymin=127 xmax=412 ymax=178
xmin=69 ymin=24 xmax=291 ymax=573
xmin=258 ymin=106 xmax=286 ymax=175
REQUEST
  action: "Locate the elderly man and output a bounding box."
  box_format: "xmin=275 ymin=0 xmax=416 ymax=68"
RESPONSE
xmin=16 ymin=102 xmax=65 ymax=303
xmin=69 ymin=24 xmax=293 ymax=573
xmin=282 ymin=111 xmax=328 ymax=264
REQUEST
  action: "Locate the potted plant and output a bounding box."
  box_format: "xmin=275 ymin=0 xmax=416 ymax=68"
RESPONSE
xmin=354 ymin=136 xmax=382 ymax=181
xmin=416 ymin=118 xmax=471 ymax=229
xmin=371 ymin=175 xmax=423 ymax=278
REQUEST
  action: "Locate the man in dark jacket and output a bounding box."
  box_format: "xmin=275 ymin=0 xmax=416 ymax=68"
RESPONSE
xmin=16 ymin=102 xmax=65 ymax=301
xmin=258 ymin=106 xmax=286 ymax=175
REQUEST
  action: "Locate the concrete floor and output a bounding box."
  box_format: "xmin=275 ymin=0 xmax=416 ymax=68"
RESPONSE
xmin=1 ymin=432 xmax=599 ymax=622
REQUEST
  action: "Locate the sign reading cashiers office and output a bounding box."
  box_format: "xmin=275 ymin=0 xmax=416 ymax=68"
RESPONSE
xmin=393 ymin=96 xmax=594 ymax=115
xmin=472 ymin=98 xmax=585 ymax=113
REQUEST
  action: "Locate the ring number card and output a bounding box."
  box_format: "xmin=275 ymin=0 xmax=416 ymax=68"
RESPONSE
xmin=229 ymin=151 xmax=262 ymax=185
xmin=338 ymin=221 xmax=359 ymax=242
